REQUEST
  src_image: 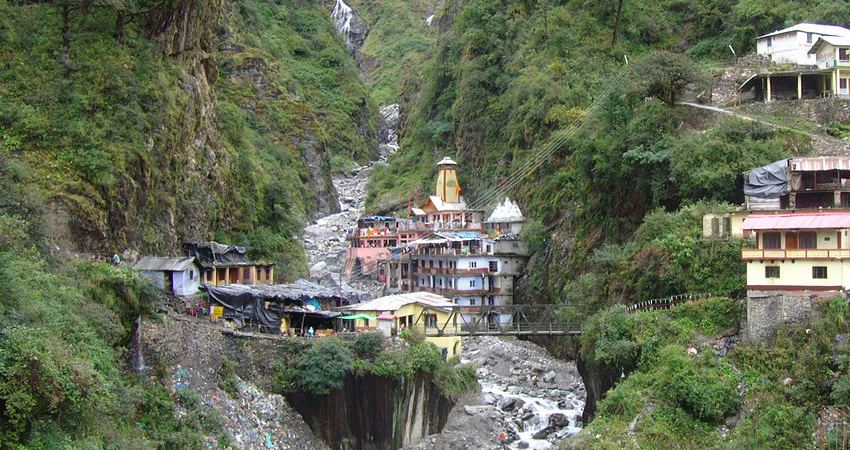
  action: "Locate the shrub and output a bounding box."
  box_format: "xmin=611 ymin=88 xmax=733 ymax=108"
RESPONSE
xmin=287 ymin=338 xmax=353 ymax=395
xmin=352 ymin=332 xmax=383 ymax=360
xmin=219 ymin=358 xmax=240 ymax=399
xmin=654 ymin=345 xmax=737 ymax=424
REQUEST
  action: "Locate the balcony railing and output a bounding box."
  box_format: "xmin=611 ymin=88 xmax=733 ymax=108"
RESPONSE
xmin=741 ymin=248 xmax=850 ymax=260
xmin=415 ymin=267 xmax=493 ymax=275
xmin=418 ymin=287 xmax=501 ymax=296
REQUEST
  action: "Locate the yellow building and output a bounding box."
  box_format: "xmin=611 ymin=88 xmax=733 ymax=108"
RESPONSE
xmin=339 ymin=292 xmax=463 ymax=359
xmin=741 ymin=213 xmax=850 ymax=293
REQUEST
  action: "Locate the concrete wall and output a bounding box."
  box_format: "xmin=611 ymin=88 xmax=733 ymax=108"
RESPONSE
xmin=757 ymin=32 xmax=817 ymax=65
xmin=172 ymin=267 xmax=201 ymax=296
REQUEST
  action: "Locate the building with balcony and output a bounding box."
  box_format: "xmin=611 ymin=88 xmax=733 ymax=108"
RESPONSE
xmin=184 ymin=241 xmax=275 ymax=286
xmin=741 ymin=212 xmax=850 ymax=293
xmin=739 ymin=23 xmax=850 ymax=102
xmin=757 ymin=23 xmax=850 ymax=66
xmin=740 ymin=212 xmax=850 ymax=341
xmin=344 ymin=157 xmax=484 ymax=278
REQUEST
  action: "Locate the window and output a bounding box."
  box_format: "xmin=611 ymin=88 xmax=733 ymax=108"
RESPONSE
xmin=189 ymin=270 xmax=194 ymax=280
xmin=800 ymin=231 xmax=818 ymax=249
xmin=767 ymin=36 xmax=773 ymax=47
xmin=470 ymin=298 xmax=476 ymax=306
xmin=469 ymin=280 xmax=476 ymax=287
xmin=488 ymin=297 xmax=495 ymax=306
xmin=763 ymin=232 xmax=781 ymax=249
xmin=841 ymin=48 xmax=850 ymax=61
xmin=813 ymin=266 xmax=828 ymax=279
xmin=489 ymin=261 xmax=498 ymax=272
xmin=424 ymin=314 xmax=437 ymax=328
xmin=469 ymin=261 xmax=477 ymax=269
xmin=711 ymin=218 xmax=720 ymax=236
xmin=807 ymin=32 xmax=814 ymax=44
xmin=765 ymin=266 xmax=780 ymax=278
xmin=723 ymin=217 xmax=731 ymax=235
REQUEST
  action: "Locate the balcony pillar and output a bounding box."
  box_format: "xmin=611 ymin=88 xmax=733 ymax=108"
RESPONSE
xmin=789 ymin=192 xmax=797 ymax=209
xmin=836 ymin=191 xmax=843 ymax=208
xmin=766 ymin=75 xmax=772 ymax=102
xmin=797 ymin=73 xmax=803 ymax=100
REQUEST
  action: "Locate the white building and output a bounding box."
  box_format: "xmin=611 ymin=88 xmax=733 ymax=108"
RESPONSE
xmin=135 ymin=256 xmax=201 ymax=296
xmin=757 ymin=23 xmax=850 ymax=66
xmin=484 ymin=197 xmax=525 ymax=235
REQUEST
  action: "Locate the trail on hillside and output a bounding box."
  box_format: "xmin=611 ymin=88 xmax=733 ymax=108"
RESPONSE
xmin=678 ymin=101 xmax=850 ymax=152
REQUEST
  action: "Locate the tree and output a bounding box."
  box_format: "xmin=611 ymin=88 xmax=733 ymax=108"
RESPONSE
xmin=630 ymin=51 xmax=706 ymax=106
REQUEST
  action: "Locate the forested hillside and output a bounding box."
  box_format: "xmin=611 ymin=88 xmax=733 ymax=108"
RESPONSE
xmin=366 ymin=0 xmax=847 ymax=304
xmin=0 ymin=0 xmax=376 ymax=278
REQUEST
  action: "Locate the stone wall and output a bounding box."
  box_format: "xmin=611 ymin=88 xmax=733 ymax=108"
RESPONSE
xmin=745 ymin=291 xmax=841 ymax=342
xmin=737 ymin=98 xmax=850 ymax=130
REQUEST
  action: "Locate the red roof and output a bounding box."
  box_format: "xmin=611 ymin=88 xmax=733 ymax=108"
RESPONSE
xmin=741 ymin=213 xmax=850 ymax=230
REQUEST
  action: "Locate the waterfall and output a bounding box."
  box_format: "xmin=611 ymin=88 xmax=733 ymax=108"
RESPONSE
xmin=331 ymin=0 xmax=355 ymax=41
xmin=134 ymin=315 xmax=147 ymax=374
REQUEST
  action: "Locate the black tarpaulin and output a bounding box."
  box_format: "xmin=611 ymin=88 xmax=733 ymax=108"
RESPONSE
xmin=184 ymin=241 xmax=248 ymax=268
xmin=206 ymin=286 xmax=289 ymax=328
xmin=744 ymin=159 xmax=789 ymax=199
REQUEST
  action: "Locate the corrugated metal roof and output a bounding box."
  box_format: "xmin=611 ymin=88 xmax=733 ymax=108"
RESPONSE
xmin=342 ymin=292 xmax=456 ymax=312
xmin=758 ymin=23 xmax=850 ymax=39
xmin=741 ymin=213 xmax=850 ymax=230
xmin=134 ymin=256 xmax=196 ymax=272
xmin=789 ymin=156 xmax=850 ymax=171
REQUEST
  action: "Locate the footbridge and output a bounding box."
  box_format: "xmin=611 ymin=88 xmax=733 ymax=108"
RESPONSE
xmin=409 ymin=304 xmax=583 ymax=337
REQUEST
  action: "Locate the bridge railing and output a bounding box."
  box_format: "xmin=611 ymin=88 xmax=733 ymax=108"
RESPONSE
xmin=409 ymin=304 xmax=584 ymax=336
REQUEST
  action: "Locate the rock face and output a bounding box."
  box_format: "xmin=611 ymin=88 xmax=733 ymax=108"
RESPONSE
xmin=288 ymin=372 xmax=454 ymax=450
xmin=331 ymin=0 xmax=369 ymax=54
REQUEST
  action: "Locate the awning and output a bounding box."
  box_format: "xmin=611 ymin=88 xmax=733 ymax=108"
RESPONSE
xmin=339 ymin=314 xmax=377 ymax=320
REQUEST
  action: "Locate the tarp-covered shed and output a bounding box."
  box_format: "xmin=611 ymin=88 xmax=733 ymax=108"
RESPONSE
xmin=204 ymin=279 xmax=350 ymax=333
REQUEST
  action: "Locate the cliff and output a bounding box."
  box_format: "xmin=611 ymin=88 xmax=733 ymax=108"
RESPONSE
xmin=288 ymin=372 xmax=454 ymax=450
xmin=1 ymin=0 xmax=377 ymax=277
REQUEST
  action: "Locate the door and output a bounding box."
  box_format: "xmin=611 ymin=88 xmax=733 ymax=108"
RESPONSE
xmin=840 ymin=78 xmax=848 ymax=95
xmin=785 ymin=232 xmax=798 ymax=249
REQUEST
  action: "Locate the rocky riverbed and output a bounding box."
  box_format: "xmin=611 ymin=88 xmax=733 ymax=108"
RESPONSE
xmin=405 ymin=337 xmax=585 ymax=450
xmin=301 ymin=104 xmax=399 ymax=294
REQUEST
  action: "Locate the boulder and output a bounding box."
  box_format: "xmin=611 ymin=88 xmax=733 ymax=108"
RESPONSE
xmin=542 ymin=371 xmax=557 ymax=383
xmin=548 ymin=413 xmax=569 ymax=428
xmin=500 ymin=397 xmax=525 ymax=412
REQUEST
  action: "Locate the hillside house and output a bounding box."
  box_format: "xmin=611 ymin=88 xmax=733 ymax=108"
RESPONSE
xmin=134 ymin=256 xmax=201 ymax=296
xmin=757 ymin=23 xmax=850 ymax=65
xmin=809 ymin=36 xmax=850 ymax=95
xmin=338 ymin=292 xmax=462 ymax=358
xmin=741 ymin=213 xmax=850 ymax=294
xmin=184 ymin=241 xmax=274 ymax=286
xmin=740 ymin=24 xmax=850 ymax=102
xmin=740 ymin=212 xmax=850 ymax=341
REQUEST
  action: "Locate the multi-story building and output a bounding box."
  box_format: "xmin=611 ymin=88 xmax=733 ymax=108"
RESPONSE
xmin=741 ymin=212 xmax=850 ymax=294
xmin=740 ymin=212 xmax=850 ymax=341
xmin=757 ymin=23 xmax=850 ymax=66
xmin=345 ymin=157 xmax=483 ymax=278
xmin=382 ymin=197 xmax=528 ymax=326
xmin=740 ymin=23 xmax=850 ymax=102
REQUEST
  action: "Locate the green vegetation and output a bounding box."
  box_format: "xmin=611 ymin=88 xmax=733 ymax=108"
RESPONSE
xmin=0 ymin=0 xmax=377 ymax=278
xmin=577 ymin=297 xmax=850 ymax=449
xmin=274 ymin=331 xmax=475 ymax=399
xmin=350 ymin=0 xmax=443 ymax=104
